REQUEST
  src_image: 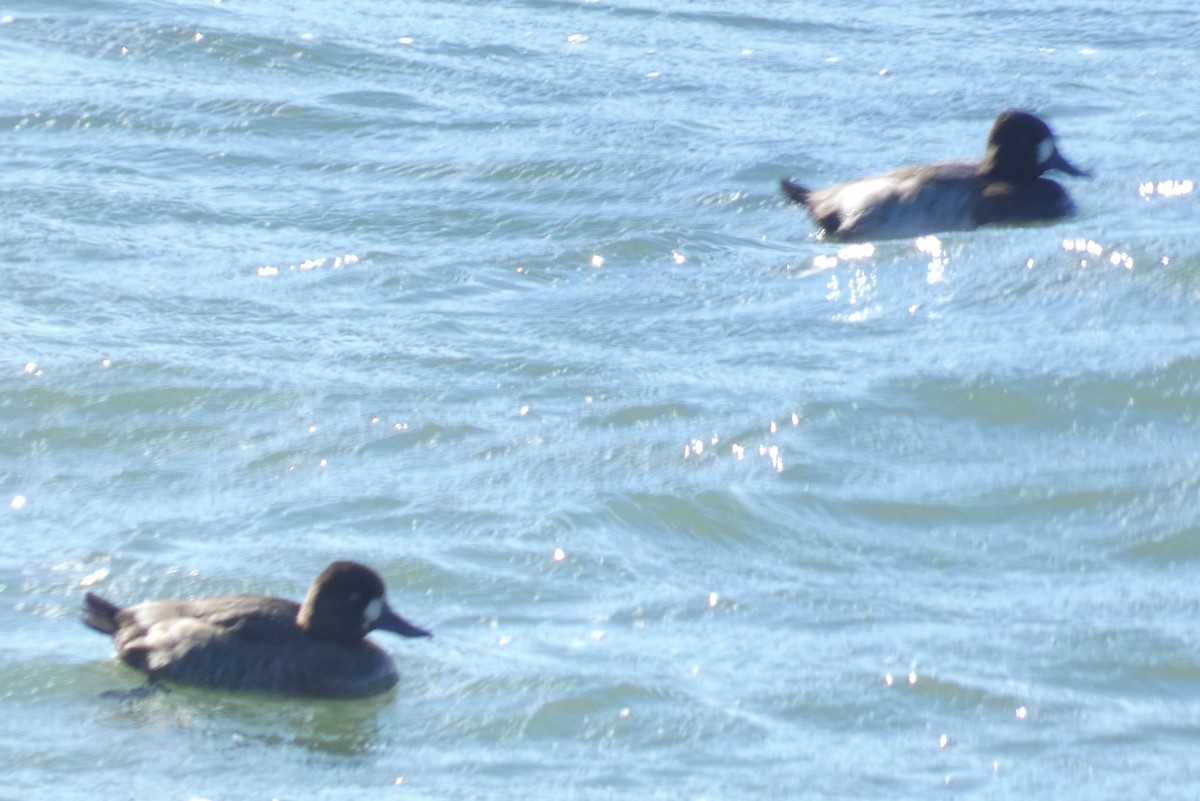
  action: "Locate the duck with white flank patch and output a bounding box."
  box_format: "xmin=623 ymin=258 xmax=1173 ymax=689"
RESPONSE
xmin=781 ymin=109 xmax=1089 ymax=242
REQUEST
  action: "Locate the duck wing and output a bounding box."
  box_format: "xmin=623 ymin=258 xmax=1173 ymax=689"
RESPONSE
xmin=796 ymin=161 xmax=981 ymax=242
xmin=101 ymin=595 xmax=299 ymax=671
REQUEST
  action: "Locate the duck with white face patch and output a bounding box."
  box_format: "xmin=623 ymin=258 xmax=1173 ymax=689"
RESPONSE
xmin=83 ymin=561 xmax=432 ymax=698
xmin=781 ymin=109 xmax=1090 ymax=242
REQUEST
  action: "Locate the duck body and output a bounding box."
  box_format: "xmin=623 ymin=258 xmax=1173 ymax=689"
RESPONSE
xmin=781 ymin=110 xmax=1088 ymax=242
xmin=83 ymin=561 xmax=431 ymax=699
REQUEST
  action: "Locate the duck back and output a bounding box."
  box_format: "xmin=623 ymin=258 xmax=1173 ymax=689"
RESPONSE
xmin=791 ymin=161 xmax=980 ymax=242
xmin=89 ymin=592 xmax=401 ymax=698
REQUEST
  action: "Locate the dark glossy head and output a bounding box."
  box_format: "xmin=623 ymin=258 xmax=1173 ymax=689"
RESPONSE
xmin=296 ymin=561 xmax=432 ymax=644
xmin=979 ymin=110 xmax=1089 ymax=182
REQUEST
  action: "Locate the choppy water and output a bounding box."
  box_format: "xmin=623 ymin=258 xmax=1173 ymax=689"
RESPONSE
xmin=3 ymin=0 xmax=1200 ymax=798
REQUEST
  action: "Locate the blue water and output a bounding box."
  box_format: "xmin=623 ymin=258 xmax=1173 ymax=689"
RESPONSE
xmin=3 ymin=0 xmax=1200 ymax=798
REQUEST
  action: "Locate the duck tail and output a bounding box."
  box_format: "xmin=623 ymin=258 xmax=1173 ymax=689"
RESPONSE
xmin=83 ymin=592 xmax=122 ymax=635
xmin=780 ymin=178 xmax=812 ymax=205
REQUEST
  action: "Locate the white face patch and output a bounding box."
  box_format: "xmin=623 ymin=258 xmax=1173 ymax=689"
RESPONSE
xmin=363 ymin=597 xmax=383 ymax=630
xmin=1036 ymin=137 xmax=1055 ymax=165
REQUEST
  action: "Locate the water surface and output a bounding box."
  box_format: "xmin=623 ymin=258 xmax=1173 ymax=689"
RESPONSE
xmin=3 ymin=1 xmax=1199 ymax=798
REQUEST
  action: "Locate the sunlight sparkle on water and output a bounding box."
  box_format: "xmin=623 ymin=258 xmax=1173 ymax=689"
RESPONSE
xmin=80 ymin=567 xmax=109 ymax=586
xmin=757 ymin=444 xmax=783 ymax=473
xmin=689 ymin=413 xmax=797 ymax=469
xmin=805 ymin=243 xmax=875 ymax=277
xmin=257 ymin=253 xmax=359 ymax=277
xmin=881 ymin=670 xmax=923 ymax=687
xmin=1138 ymin=179 xmax=1193 ymax=198
xmin=838 ymin=243 xmax=876 ymax=261
xmin=1062 ymin=238 xmax=1141 ymax=270
xmin=826 ymin=269 xmax=879 ymax=318
xmin=916 ymin=235 xmax=946 ymax=283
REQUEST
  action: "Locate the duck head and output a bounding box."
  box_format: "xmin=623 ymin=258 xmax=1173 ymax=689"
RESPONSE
xmin=297 ymin=561 xmax=432 ymax=644
xmin=979 ymin=109 xmax=1089 ymax=182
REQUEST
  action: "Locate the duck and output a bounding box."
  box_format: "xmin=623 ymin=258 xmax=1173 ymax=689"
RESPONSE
xmin=83 ymin=560 xmax=432 ymax=699
xmin=780 ymin=109 xmax=1089 ymax=242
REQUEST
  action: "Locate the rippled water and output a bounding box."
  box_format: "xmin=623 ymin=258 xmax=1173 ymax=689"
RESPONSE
xmin=3 ymin=0 xmax=1200 ymax=798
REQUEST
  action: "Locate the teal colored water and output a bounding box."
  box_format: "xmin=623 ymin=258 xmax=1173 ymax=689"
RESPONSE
xmin=3 ymin=1 xmax=1200 ymax=798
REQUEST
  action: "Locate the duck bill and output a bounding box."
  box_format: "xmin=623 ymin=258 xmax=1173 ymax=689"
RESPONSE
xmin=376 ymin=606 xmax=433 ymax=638
xmin=1048 ymin=149 xmax=1089 ymax=178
